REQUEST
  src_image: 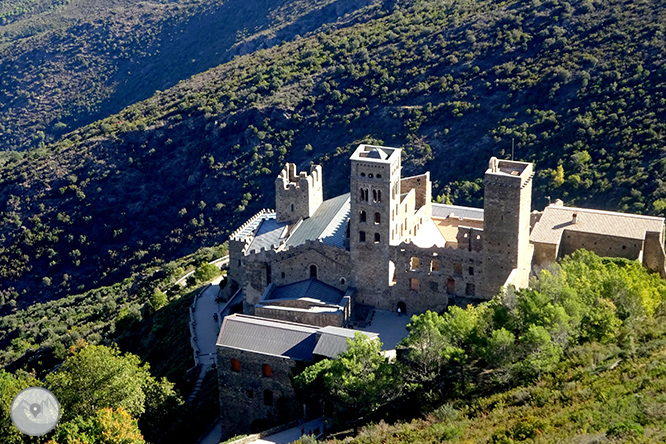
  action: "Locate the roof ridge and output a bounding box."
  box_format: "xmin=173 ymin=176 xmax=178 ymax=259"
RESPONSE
xmin=549 ymin=205 xmax=665 ymax=221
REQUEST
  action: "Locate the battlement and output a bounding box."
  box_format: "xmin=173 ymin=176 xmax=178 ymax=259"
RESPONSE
xmin=275 ymin=163 xmax=323 ymax=223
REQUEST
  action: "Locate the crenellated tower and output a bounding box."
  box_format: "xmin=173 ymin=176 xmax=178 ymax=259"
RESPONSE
xmin=275 ymin=163 xmax=323 ymax=223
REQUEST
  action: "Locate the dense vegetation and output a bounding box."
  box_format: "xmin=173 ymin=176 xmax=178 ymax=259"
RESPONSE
xmin=0 ymin=0 xmax=377 ymax=152
xmin=0 ymin=243 xmax=225 ymax=444
xmin=2 ymin=0 xmax=666 ymax=314
xmin=296 ymin=250 xmax=666 ymax=443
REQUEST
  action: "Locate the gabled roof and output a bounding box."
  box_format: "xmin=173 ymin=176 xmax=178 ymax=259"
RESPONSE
xmin=286 ymin=193 xmax=350 ymax=248
xmin=530 ymin=205 xmax=665 ymax=245
xmin=216 ymin=315 xmax=319 ymax=360
xmin=217 ymin=315 xmax=376 ymax=361
xmin=263 ymin=278 xmax=345 ymax=306
xmin=313 ymin=326 xmax=378 ymax=359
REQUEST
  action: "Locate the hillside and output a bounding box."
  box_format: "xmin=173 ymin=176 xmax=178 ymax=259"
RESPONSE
xmin=0 ymin=0 xmax=379 ymax=151
xmin=2 ymin=0 xmax=666 ymax=311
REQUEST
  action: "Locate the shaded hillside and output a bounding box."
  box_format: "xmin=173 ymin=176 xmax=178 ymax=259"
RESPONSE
xmin=2 ymin=0 xmax=666 ymax=310
xmin=0 ymin=0 xmax=379 ymax=151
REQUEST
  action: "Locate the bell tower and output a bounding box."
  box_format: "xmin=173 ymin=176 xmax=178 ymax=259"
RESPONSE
xmin=349 ymin=145 xmax=402 ymax=304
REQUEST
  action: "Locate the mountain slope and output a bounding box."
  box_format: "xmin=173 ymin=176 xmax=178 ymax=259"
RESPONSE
xmin=0 ymin=0 xmax=379 ymax=151
xmin=2 ymin=0 xmax=666 ymax=310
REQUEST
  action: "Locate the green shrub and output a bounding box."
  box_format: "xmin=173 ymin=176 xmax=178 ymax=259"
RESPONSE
xmin=606 ymin=421 xmax=644 ymax=438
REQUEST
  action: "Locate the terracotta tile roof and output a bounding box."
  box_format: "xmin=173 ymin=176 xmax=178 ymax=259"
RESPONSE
xmin=530 ymin=205 xmax=665 ymax=245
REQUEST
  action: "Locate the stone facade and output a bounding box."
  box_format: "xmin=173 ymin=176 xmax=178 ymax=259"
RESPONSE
xmin=217 ymin=346 xmax=301 ymax=436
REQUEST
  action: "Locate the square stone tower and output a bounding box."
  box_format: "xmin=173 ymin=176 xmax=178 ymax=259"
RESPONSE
xmin=349 ymin=145 xmax=402 ymax=302
xmin=275 ymin=163 xmax=323 ymax=223
xmin=481 ymin=157 xmax=533 ymax=298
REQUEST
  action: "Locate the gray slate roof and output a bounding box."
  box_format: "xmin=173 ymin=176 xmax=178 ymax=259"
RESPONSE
xmin=247 ymin=214 xmax=289 ymax=252
xmin=216 ymin=315 xmax=319 ymax=360
xmin=286 ymin=193 xmax=350 ymax=248
xmin=431 ymin=203 xmax=484 ymax=220
xmin=531 ymin=205 xmax=665 ymax=245
xmin=313 ymin=326 xmax=379 ymax=359
xmin=264 ymin=278 xmax=345 ymax=306
xmin=217 ymin=315 xmax=376 ymax=361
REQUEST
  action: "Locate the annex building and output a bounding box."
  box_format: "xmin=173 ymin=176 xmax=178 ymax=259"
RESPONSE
xmin=216 ymin=143 xmax=666 ymax=436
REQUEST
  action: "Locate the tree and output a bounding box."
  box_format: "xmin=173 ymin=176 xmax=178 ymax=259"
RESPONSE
xmin=0 ymin=370 xmax=40 ymax=444
xmin=149 ymin=288 xmax=168 ymax=311
xmin=45 ymin=344 xmax=149 ymax=421
xmin=399 ymin=311 xmax=447 ymax=392
xmin=295 ymin=333 xmax=398 ymax=432
xmin=190 ymin=262 xmax=219 ymax=285
xmin=48 ymin=407 xmax=145 ymax=444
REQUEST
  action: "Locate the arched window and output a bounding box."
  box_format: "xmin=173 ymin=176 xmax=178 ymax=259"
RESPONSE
xmin=374 ymin=233 xmax=381 ymax=243
xmin=410 ymin=257 xmax=420 ymax=270
xmin=377 ymin=190 xmax=382 ymax=202
xmin=340 ymin=277 xmax=346 ymax=285
xmin=430 ymin=259 xmax=440 ymax=272
xmin=310 ymin=265 xmax=318 ymax=278
xmin=359 ymin=231 xmax=366 ymax=242
xmin=374 ymin=212 xmax=381 ymax=224
xmin=447 ymin=278 xmax=455 ymax=295
xmin=360 ymin=188 xmax=367 ymax=202
xmin=262 ymin=364 xmax=272 ymax=377
xmin=231 ymin=359 xmax=241 ymax=372
xmin=372 ymin=189 xmax=378 ymax=202
xmin=360 ymin=211 xmax=367 ymax=223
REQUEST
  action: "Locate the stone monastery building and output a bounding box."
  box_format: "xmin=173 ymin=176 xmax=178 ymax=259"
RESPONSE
xmin=217 ymin=143 xmax=666 ymax=436
xmin=225 ymin=143 xmax=666 ymax=325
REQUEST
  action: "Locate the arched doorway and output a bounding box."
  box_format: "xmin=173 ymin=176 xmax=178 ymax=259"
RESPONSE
xmin=397 ymin=301 xmax=406 ymax=315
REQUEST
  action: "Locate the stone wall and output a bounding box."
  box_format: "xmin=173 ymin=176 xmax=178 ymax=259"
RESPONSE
xmin=217 ymin=347 xmax=301 ymax=439
xmin=643 ymin=231 xmax=666 ymax=278
xmin=380 ymin=243 xmax=481 ymax=315
xmin=255 ymin=305 xmax=345 ymax=327
xmin=531 ymin=241 xmax=559 ymax=271
xmin=242 ymin=241 xmax=352 ymax=314
xmin=559 ymin=231 xmax=643 ymax=261
xmin=399 ymin=173 xmax=432 ymax=217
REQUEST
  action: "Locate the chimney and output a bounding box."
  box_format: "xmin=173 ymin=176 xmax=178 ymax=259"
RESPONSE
xmin=572 ymin=213 xmax=578 ymax=224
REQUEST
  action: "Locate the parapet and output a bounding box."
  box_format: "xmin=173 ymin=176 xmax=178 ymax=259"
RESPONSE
xmin=485 ymin=157 xmax=533 ymax=188
xmin=276 ymin=163 xmax=322 ymax=191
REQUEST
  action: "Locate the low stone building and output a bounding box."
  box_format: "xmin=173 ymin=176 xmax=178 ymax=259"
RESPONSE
xmin=216 ymin=314 xmax=377 ymax=437
xmin=530 ymin=201 xmax=666 ymax=277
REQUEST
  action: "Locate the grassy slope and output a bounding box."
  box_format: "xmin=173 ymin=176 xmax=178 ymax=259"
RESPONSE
xmin=1 ymin=0 xmax=666 ymax=312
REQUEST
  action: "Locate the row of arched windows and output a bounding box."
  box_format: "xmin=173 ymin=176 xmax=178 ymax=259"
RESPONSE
xmin=359 ymin=211 xmax=381 ymax=223
xmin=359 ymin=231 xmax=381 ymax=243
xmin=359 ymin=188 xmax=382 ymax=203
